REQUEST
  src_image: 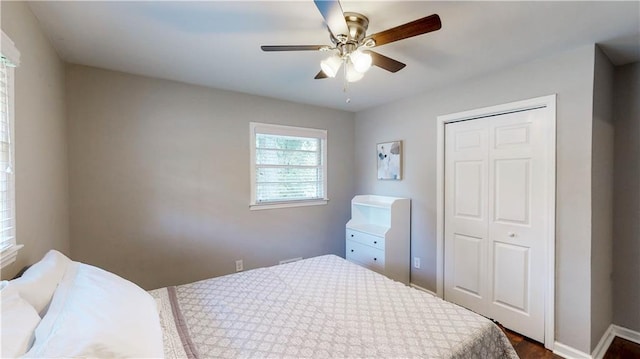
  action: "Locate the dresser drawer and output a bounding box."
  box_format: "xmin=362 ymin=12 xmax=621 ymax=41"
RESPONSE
xmin=346 ymin=228 xmax=385 ymax=250
xmin=346 ymin=239 xmax=385 ymax=272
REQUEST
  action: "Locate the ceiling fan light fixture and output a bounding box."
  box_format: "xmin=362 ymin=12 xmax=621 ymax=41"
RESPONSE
xmin=320 ymin=55 xmax=342 ymax=78
xmin=350 ymin=50 xmax=372 ymax=73
xmin=345 ymin=60 xmax=364 ymax=82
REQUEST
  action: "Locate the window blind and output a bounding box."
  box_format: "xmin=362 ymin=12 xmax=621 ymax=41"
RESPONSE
xmin=251 ymin=123 xmax=327 ymax=206
xmin=0 ymin=58 xmax=15 ymax=252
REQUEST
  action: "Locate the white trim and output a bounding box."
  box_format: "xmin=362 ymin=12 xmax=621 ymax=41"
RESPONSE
xmin=545 ymin=95 xmax=557 ymax=351
xmin=592 ymin=324 xmax=640 ymax=359
xmin=613 ymin=324 xmax=640 ymax=345
xmin=592 ymin=324 xmax=616 ymax=359
xmin=249 ymin=122 xmax=328 ymax=209
xmin=435 ymin=94 xmax=557 ymax=349
xmin=1 ymin=31 xmax=21 ymax=66
xmin=436 ymin=118 xmax=445 ymax=298
xmin=0 ymin=34 xmax=20 ymax=265
xmin=554 ymin=341 xmax=591 ymax=359
xmin=250 ymin=199 xmax=327 ymax=210
xmin=0 ymin=244 xmax=23 ymax=269
xmin=251 ymin=122 xmax=327 ymax=139
xmin=555 ymin=324 xmax=640 ymax=359
xmin=410 ymin=283 xmax=438 ymax=297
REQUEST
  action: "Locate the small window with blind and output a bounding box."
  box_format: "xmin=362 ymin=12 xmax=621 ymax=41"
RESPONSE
xmin=250 ymin=122 xmax=328 ymax=210
xmin=1 ymin=31 xmax=21 ymax=269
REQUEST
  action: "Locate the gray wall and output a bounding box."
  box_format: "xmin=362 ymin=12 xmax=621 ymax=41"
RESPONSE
xmin=0 ymin=2 xmax=70 ymax=279
xmin=3 ymin=3 xmax=635 ymax=348
xmin=591 ymin=46 xmax=615 ymax=350
xmin=66 ymin=65 xmax=355 ymax=290
xmin=613 ymin=61 xmax=640 ymax=333
xmin=354 ymin=45 xmax=596 ymax=352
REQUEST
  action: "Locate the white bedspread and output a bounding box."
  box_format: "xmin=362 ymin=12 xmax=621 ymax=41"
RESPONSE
xmin=150 ymin=255 xmax=518 ymax=358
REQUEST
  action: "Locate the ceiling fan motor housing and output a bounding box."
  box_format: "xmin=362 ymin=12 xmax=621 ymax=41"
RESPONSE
xmin=330 ymin=12 xmax=372 ymax=56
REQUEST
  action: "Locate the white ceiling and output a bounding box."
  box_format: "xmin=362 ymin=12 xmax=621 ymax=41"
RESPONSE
xmin=28 ymin=1 xmax=640 ymax=112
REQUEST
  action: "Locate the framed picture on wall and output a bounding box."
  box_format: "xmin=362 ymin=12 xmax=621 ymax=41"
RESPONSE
xmin=377 ymin=141 xmax=402 ymax=180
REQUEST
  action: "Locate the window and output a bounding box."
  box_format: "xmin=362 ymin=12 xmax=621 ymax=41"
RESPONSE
xmin=1 ymin=31 xmax=21 ymax=268
xmin=250 ymin=122 xmax=328 ymax=210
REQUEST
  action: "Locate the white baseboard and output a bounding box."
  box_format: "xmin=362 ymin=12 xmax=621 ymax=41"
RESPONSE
xmin=591 ymin=325 xmax=616 ymax=359
xmin=554 ymin=341 xmax=591 ymax=359
xmin=592 ymin=324 xmax=640 ymax=359
xmin=555 ymin=324 xmax=640 ymax=359
xmin=409 ymin=283 xmax=438 ymax=297
xmin=613 ymin=324 xmax=640 ymax=344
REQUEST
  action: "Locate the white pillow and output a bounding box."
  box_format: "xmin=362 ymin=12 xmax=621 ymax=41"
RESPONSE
xmin=10 ymin=249 xmax=71 ymax=316
xmin=0 ymin=281 xmax=41 ymax=357
xmin=24 ymin=262 xmax=164 ymax=358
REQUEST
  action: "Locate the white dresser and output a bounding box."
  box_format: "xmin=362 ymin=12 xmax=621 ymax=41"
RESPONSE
xmin=345 ymin=195 xmax=410 ymax=284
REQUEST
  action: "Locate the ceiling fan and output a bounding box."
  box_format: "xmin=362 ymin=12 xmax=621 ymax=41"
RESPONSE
xmin=261 ymin=0 xmax=441 ymax=83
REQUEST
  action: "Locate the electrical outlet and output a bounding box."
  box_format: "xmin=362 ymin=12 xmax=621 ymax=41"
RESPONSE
xmin=413 ymin=257 xmax=421 ymax=269
xmin=235 ymin=259 xmax=243 ymax=272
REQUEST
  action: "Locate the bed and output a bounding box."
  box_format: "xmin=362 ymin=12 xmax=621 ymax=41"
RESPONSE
xmin=2 ymin=250 xmax=517 ymax=358
xmin=149 ymin=255 xmax=517 ymax=358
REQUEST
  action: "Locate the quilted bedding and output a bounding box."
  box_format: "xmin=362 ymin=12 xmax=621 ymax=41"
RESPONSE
xmin=149 ymin=255 xmax=518 ymax=358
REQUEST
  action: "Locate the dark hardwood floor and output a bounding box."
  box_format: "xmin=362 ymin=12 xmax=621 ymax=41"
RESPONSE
xmin=500 ymin=326 xmax=640 ymax=359
xmin=501 ymin=326 xmax=561 ymax=359
xmin=603 ymin=337 xmax=640 ymax=359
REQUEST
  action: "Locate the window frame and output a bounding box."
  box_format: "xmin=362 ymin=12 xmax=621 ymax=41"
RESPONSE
xmin=0 ymin=30 xmax=21 ymax=269
xmin=249 ymin=122 xmax=328 ymax=210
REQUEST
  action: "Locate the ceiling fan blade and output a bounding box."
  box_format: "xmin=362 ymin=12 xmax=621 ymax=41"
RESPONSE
xmin=370 ymin=51 xmax=406 ymax=73
xmin=261 ymin=45 xmax=326 ymax=52
xmin=367 ymin=14 xmax=441 ymax=47
xmin=314 ymin=70 xmax=328 ymax=79
xmin=314 ymin=0 xmax=349 ymax=38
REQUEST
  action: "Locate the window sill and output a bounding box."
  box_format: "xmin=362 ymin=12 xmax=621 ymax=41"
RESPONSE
xmin=250 ymin=199 xmax=328 ymax=211
xmin=1 ymin=244 xmax=23 ymax=269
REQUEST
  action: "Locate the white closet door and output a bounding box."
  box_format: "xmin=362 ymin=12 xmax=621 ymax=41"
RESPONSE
xmin=445 ymin=108 xmax=548 ymax=343
xmin=444 ymin=120 xmax=489 ymax=315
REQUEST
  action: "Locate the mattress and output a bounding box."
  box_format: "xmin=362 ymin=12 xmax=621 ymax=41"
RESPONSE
xmin=150 ymin=255 xmax=518 ymax=358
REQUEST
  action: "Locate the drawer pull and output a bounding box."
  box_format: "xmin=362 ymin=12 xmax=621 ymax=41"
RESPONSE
xmin=374 ymin=258 xmax=377 ymax=261
xmin=373 ymin=241 xmax=377 ymax=244
xmin=351 ymin=234 xmax=354 ymax=237
xmin=350 ymin=249 xmax=354 ymax=252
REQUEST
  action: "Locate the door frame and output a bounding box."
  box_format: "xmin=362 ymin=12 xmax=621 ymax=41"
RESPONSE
xmin=436 ymin=94 xmax=556 ymax=349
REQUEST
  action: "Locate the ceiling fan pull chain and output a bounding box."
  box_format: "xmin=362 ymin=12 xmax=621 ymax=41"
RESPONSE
xmin=342 ymin=58 xmax=352 ymax=103
xmin=343 ymin=58 xmax=348 ymax=93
